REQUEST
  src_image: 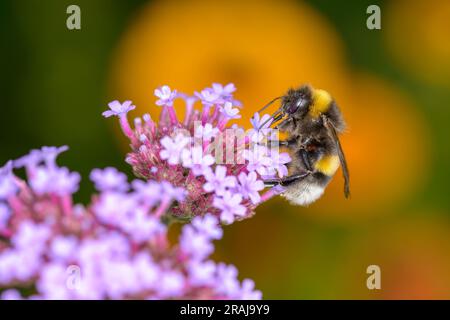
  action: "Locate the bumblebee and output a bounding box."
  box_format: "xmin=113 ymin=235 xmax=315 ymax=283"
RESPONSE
xmin=258 ymin=84 xmax=350 ymax=206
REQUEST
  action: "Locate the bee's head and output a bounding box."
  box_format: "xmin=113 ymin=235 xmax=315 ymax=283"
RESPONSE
xmin=281 ymin=85 xmax=313 ymax=117
xmin=256 ymin=85 xmax=330 ymax=130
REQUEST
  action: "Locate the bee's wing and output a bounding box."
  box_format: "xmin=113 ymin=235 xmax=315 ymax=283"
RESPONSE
xmin=323 ymin=116 xmax=350 ymax=198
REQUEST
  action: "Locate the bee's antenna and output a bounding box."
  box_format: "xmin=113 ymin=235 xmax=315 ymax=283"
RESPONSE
xmin=257 ymin=96 xmax=282 ymax=114
xmin=254 ymin=96 xmax=283 ymax=131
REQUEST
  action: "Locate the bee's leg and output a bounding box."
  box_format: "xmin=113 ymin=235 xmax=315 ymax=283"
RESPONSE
xmin=264 ymin=172 xmax=311 ymax=187
xmin=257 ymin=136 xmax=296 ymax=147
xmin=299 ymin=148 xmax=313 ymax=171
xmin=266 ymin=139 xmax=295 ymax=147
xmin=275 ymin=118 xmax=294 ymax=131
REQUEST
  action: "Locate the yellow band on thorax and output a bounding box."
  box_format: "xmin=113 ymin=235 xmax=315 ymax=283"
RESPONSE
xmin=309 ymin=89 xmax=332 ymax=118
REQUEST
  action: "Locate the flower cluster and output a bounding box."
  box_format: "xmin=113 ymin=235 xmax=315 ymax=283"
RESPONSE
xmin=105 ymin=83 xmax=290 ymax=224
xmin=0 ymin=147 xmax=261 ymax=299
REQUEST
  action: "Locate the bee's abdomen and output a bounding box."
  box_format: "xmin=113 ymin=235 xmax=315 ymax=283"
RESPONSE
xmin=313 ymin=155 xmax=340 ymax=176
xmin=282 ymin=173 xmax=331 ymax=206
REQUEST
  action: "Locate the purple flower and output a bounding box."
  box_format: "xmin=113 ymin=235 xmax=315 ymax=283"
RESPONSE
xmin=30 ymin=166 xmax=80 ymax=196
xmin=14 ymin=146 xmax=68 ymax=172
xmin=0 ymin=146 xmax=263 ymax=300
xmin=191 ymin=214 xmax=223 ymax=240
xmin=103 ymin=83 xmax=288 ymax=225
xmin=203 ymin=165 xmax=237 ymax=196
xmin=159 ymin=134 xmax=190 ymax=165
xmin=248 ymin=129 xmax=265 ymax=144
xmin=213 ymin=192 xmax=246 ymax=224
xmin=14 ymin=149 xmax=42 ymax=170
xmin=122 ymin=207 xmax=166 ymax=243
xmin=0 ymin=203 xmax=11 ymax=229
xmin=211 ymin=83 xmax=241 ymax=105
xmin=154 ymin=85 xmax=177 ymax=107
xmin=143 ymin=113 xmax=152 ymax=122
xmin=12 ymin=221 xmax=51 ymax=251
xmin=37 ymin=263 xmax=72 ymax=299
xmin=181 ymin=146 xmax=215 ymax=176
xmin=160 ymin=180 xmax=186 ymax=202
xmin=0 ymin=249 xmax=41 ymax=283
xmin=90 ymin=167 xmax=129 ymax=192
xmin=194 ymin=123 xmax=219 ymax=141
xmin=76 ymin=233 xmax=130 ymax=271
xmin=133 ymin=253 xmax=159 ymax=290
xmin=244 ymin=145 xmax=273 ymax=176
xmin=236 ymin=172 xmax=264 ymax=204
xmin=93 ymin=192 xmax=136 ymax=226
xmin=71 ymin=270 xmax=103 ymax=300
xmin=180 ymin=225 xmax=214 ymax=261
xmin=102 ymin=261 xmax=140 ymax=298
xmin=248 ymin=113 xmax=275 ymax=143
xmin=250 ymin=112 xmax=273 ymax=130
xmin=132 ymin=179 xmax=163 ymax=207
xmin=102 ymin=100 xmax=136 ymax=118
xmin=40 ymin=146 xmax=69 ymax=166
xmin=49 ymin=236 xmax=78 ymax=262
xmin=220 ymin=102 xmax=241 ymax=119
xmin=1 ymin=289 xmax=22 ymax=300
xmin=0 ymin=161 xmax=18 ymax=200
xmin=158 ymin=270 xmax=185 ymax=298
xmin=105 ymin=83 xmax=287 ymax=227
xmin=187 ymin=260 xmax=216 ymax=286
xmin=269 ymin=151 xmax=291 ymax=178
xmin=52 ymin=167 xmax=81 ymax=196
xmin=216 ymin=263 xmax=240 ymax=296
xmin=238 ymin=279 xmax=262 ymax=300
xmin=212 ymin=83 xmax=236 ymax=99
xmin=0 ymin=161 xmax=13 ymax=175
xmin=194 ymin=89 xmax=220 ymax=107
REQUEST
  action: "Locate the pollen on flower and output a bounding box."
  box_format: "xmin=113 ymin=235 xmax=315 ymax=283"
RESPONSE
xmin=105 ymin=83 xmax=290 ymax=224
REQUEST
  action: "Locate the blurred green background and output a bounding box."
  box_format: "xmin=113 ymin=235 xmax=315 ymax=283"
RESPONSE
xmin=1 ymin=0 xmax=450 ymax=299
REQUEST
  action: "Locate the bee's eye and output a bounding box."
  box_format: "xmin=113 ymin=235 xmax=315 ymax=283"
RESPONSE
xmin=295 ymin=98 xmax=308 ymax=111
xmin=287 ymin=103 xmax=299 ymax=114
